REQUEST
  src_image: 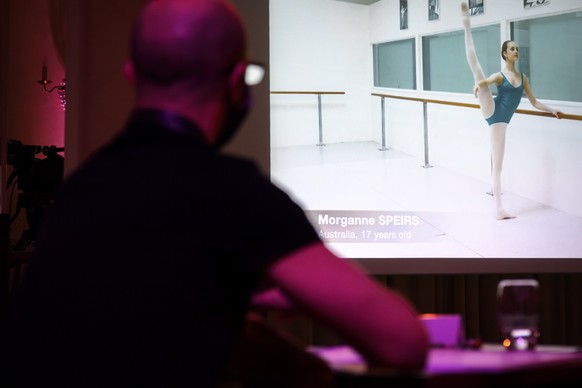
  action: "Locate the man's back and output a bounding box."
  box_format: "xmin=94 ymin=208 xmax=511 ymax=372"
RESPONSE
xmin=0 ymin=110 xmax=320 ymax=386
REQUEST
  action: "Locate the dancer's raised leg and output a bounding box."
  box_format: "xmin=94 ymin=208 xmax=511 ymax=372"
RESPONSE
xmin=490 ymin=123 xmax=515 ymax=220
xmin=461 ymin=2 xmax=494 ymax=119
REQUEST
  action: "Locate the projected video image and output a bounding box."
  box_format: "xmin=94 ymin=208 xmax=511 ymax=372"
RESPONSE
xmin=269 ymin=0 xmax=582 ymax=260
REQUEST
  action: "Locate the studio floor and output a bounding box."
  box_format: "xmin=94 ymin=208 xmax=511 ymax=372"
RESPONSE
xmin=270 ymin=141 xmax=582 ymax=260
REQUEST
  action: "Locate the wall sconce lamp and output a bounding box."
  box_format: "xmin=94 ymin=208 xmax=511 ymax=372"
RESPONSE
xmin=38 ymin=63 xmax=66 ymax=110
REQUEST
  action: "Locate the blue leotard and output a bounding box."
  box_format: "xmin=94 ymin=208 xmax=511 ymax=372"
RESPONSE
xmin=485 ymin=72 xmax=524 ymax=126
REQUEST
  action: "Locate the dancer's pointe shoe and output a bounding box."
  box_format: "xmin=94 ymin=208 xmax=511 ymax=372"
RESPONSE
xmin=496 ymin=211 xmax=516 ymax=221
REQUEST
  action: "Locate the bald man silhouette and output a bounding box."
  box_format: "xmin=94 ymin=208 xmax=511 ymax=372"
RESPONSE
xmin=0 ymin=1 xmax=428 ymax=386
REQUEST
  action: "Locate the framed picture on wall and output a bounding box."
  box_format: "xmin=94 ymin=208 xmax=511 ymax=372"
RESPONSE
xmin=400 ymin=0 xmax=408 ymax=30
xmin=524 ymin=0 xmax=550 ymax=8
xmin=469 ymin=0 xmax=484 ymax=15
xmin=428 ymin=0 xmax=439 ymax=21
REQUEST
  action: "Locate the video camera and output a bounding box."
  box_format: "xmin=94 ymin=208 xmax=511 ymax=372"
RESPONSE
xmin=7 ymin=139 xmax=64 ymax=191
xmin=5 ymin=139 xmax=65 ymax=250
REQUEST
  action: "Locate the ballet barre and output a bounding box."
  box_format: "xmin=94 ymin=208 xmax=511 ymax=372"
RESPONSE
xmin=372 ymin=92 xmax=582 ymax=168
xmin=271 ymin=91 xmax=346 ymax=146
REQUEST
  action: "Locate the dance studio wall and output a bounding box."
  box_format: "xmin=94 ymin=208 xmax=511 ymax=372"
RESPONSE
xmin=270 ymin=0 xmax=582 ymax=218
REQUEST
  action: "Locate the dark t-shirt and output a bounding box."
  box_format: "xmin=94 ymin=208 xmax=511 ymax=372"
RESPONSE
xmin=0 ymin=110 xmax=319 ymax=387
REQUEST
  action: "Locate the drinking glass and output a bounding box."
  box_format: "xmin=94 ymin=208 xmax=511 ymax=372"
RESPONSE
xmin=497 ymin=279 xmax=540 ymax=351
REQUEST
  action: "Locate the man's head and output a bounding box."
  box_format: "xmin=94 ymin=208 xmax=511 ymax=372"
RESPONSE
xmin=126 ymin=0 xmax=251 ymax=147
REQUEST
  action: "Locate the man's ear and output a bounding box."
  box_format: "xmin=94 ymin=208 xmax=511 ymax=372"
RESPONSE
xmin=228 ymin=61 xmax=247 ymax=104
xmin=123 ymin=60 xmax=137 ymax=85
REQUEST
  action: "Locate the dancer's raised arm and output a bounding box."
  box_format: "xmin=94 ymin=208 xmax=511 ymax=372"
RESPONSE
xmin=474 ymin=73 xmax=502 ymax=98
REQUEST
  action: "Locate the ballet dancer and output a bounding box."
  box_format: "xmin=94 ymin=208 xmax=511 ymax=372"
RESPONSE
xmin=461 ymin=2 xmax=562 ymax=220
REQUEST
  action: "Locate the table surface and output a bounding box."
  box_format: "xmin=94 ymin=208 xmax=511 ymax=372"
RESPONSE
xmin=308 ymin=343 xmax=582 ymax=376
